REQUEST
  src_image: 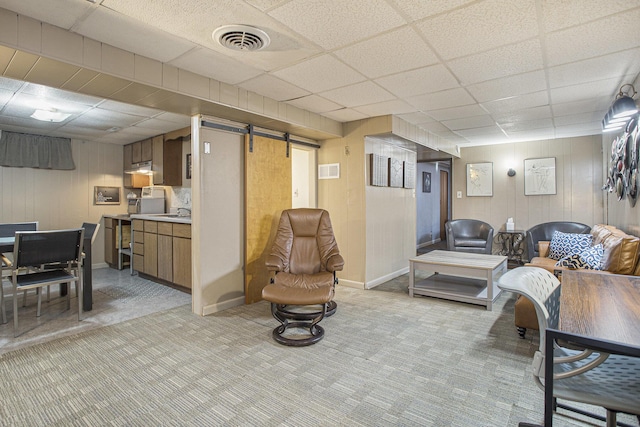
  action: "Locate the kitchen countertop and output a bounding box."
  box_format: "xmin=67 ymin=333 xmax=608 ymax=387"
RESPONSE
xmin=130 ymin=213 xmax=191 ymax=224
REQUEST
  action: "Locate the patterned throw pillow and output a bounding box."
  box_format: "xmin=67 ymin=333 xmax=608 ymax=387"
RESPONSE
xmin=555 ymin=244 xmax=604 ymax=270
xmin=548 ymin=231 xmax=593 ymax=260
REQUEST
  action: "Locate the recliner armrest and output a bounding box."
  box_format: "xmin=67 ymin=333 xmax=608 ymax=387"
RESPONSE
xmin=326 ymin=254 xmax=344 ymax=272
xmin=265 ymin=255 xmax=285 ymax=272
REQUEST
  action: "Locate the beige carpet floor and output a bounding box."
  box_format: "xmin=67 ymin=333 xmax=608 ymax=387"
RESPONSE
xmin=2 ymin=266 xmax=636 ymax=426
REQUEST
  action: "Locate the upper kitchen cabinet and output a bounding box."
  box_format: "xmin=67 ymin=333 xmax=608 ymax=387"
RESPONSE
xmin=123 ymin=141 xmax=151 ymax=188
xmin=153 ymin=135 xmax=182 ymax=186
xmin=133 ymin=138 xmax=153 ymax=163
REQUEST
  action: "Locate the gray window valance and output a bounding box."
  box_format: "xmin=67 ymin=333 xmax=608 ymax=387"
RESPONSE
xmin=0 ymin=130 xmax=75 ymax=170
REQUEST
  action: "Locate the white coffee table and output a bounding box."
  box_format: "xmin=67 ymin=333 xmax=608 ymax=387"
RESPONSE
xmin=408 ymin=250 xmax=508 ymax=311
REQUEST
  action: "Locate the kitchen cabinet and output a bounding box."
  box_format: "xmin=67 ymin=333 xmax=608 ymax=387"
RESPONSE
xmin=123 ymin=134 xmax=181 ymax=188
xmin=152 ymin=135 xmax=182 ymax=186
xmin=132 ymin=220 xmax=144 ymax=272
xmin=123 ymin=144 xmax=133 ymax=188
xmin=132 ymin=219 xmax=191 ymax=290
xmin=132 ymin=138 xmax=152 ymax=163
xmin=143 ymin=220 xmax=158 ymax=277
xmin=172 ymin=224 xmax=192 ymax=289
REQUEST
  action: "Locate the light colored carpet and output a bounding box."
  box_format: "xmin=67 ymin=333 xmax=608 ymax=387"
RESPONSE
xmin=1 ymin=272 xmax=634 ymax=427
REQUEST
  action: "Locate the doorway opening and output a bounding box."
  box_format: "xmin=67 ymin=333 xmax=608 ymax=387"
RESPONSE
xmin=416 ymin=159 xmax=451 ymax=254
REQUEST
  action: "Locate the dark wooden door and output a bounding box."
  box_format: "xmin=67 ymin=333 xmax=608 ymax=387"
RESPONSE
xmin=440 ymin=170 xmax=449 ymax=240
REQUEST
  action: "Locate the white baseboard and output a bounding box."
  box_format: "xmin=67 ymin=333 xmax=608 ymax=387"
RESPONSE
xmin=202 ymin=296 xmax=245 ymax=316
xmin=417 ymin=238 xmax=441 ymax=249
xmin=365 ymin=267 xmax=409 ymax=289
xmin=337 ymin=279 xmax=365 ymax=289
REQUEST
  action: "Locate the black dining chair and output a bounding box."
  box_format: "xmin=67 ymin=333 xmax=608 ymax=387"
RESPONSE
xmin=0 ymin=221 xmax=38 ymax=324
xmin=2 ymin=228 xmax=84 ymax=337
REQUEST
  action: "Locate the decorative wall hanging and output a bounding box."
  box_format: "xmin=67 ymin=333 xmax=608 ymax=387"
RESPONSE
xmin=524 ymin=157 xmax=556 ymax=196
xmin=422 ymin=171 xmax=431 ymax=193
xmin=403 ymin=161 xmax=415 ymax=189
xmin=603 ymin=114 xmax=640 ymax=206
xmin=389 ymin=158 xmax=404 ymax=187
xmin=370 ymin=153 xmax=388 ymax=186
xmin=466 ymin=162 xmax=493 ymax=196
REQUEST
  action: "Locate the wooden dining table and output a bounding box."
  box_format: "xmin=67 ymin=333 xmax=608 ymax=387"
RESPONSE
xmin=0 ymin=234 xmax=94 ymax=311
xmin=539 ymin=270 xmax=640 ymax=427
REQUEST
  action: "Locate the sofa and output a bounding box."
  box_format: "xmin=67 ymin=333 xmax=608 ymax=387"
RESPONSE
xmin=514 ymin=223 xmax=640 ymax=338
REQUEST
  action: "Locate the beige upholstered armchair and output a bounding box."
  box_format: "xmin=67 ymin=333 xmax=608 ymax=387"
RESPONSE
xmin=262 ymin=208 xmax=344 ymax=346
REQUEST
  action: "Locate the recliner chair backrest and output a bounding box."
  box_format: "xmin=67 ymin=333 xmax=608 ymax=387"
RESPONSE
xmin=270 ymin=209 xmax=340 ymax=275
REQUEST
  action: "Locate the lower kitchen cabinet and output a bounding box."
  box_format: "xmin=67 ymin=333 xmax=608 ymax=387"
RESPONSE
xmin=133 ymin=219 xmax=191 ymax=290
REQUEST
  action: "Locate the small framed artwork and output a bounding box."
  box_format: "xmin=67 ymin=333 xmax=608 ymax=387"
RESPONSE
xmin=186 ymin=153 xmax=192 ymax=180
xmin=389 ymin=158 xmax=404 ymax=188
xmin=524 ymin=157 xmax=556 ymax=196
xmin=422 ymin=171 xmax=431 ymax=193
xmin=403 ymin=161 xmax=415 ymax=189
xmin=370 ymin=153 xmax=388 ymax=186
xmin=94 ymin=186 xmax=120 ymax=205
xmin=466 ymin=162 xmax=493 ymax=196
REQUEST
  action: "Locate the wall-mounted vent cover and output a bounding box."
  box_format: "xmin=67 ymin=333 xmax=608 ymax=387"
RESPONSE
xmin=213 ymin=25 xmax=270 ymax=51
xmin=319 ymin=163 xmax=340 ymax=180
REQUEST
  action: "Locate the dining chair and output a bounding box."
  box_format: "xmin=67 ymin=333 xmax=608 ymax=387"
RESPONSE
xmin=0 ymin=221 xmax=39 ymax=324
xmin=498 ymin=267 xmax=640 ymax=427
xmin=5 ymin=228 xmax=84 ymax=337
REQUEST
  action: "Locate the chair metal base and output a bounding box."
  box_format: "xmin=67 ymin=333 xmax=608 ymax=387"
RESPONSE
xmin=270 ymin=302 xmax=327 ymax=346
xmin=275 ymin=300 xmax=337 ymax=320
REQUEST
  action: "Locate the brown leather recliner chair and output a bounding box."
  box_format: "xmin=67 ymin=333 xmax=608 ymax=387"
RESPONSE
xmin=262 ymin=208 xmax=344 ymax=346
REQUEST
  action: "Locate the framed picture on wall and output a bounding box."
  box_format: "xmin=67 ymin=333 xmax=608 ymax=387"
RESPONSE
xmin=466 ymin=163 xmax=493 ymax=196
xmin=524 ymin=157 xmax=556 ymax=195
xmin=422 ymin=171 xmax=431 ymax=193
xmin=186 ymin=153 xmax=192 ymax=180
xmin=94 ymin=186 xmax=120 ymax=205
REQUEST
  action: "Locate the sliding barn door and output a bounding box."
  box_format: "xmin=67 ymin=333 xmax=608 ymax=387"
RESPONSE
xmin=244 ymin=134 xmax=292 ymax=303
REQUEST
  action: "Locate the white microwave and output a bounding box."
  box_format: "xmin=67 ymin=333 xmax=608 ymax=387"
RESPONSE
xmin=128 ymin=197 xmax=164 ymax=214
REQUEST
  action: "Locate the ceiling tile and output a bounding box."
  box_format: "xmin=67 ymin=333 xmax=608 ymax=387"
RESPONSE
xmin=554 ymin=111 xmax=607 ymax=127
xmin=415 ymin=0 xmax=538 ymax=60
xmin=133 ymin=117 xmax=188 ymax=133
xmin=390 ymin=0 xmax=477 ymax=22
xmin=554 ymin=123 xmax=602 ymax=138
xmin=492 ymin=105 xmax=552 ymax=124
xmin=169 ymin=48 xmax=263 ymax=86
xmin=442 ymin=114 xmax=495 ymax=131
xmin=426 ymin=104 xmax=488 ymax=121
xmin=545 ymin=8 xmax=640 ymax=66
xmin=269 ymin=0 xmax=406 ymax=50
xmin=466 ymin=70 xmax=547 ymax=103
xmin=67 ymin=108 xmax=145 ymax=130
xmin=552 ymin=98 xmax=611 ymax=117
xmin=239 ymin=74 xmax=309 ymax=102
xmin=454 ymin=124 xmax=506 ymax=138
xmin=500 ymin=118 xmax=553 ymax=132
xmin=549 ymin=76 xmax=626 ymax=105
xmin=447 ymin=39 xmax=544 ymax=85
xmin=21 ymin=83 xmax=101 ymax=106
xmin=273 ymin=55 xmax=366 ymax=93
xmin=375 ymin=64 xmax=459 ymax=98
xmin=321 ymin=108 xmax=368 ymax=122
xmin=407 ymin=87 xmax=475 ymax=111
xmin=334 ymin=26 xmax=438 ymax=79
xmin=481 ymin=91 xmax=549 ymax=114
xmin=320 ymin=81 xmax=395 ymax=108
xmin=396 ymin=111 xmax=435 ymax=125
xmin=354 ymin=99 xmax=415 ymax=116
xmin=0 ymin=0 xmax=92 ymax=29
xmin=287 ymin=95 xmax=342 ymax=114
xmin=153 ymin=112 xmax=191 ymax=125
xmin=541 ymin=0 xmax=640 ymax=33
xmin=507 ymin=128 xmax=555 ymax=142
xmin=96 ymin=99 xmax=163 ymax=117
xmin=547 ymin=48 xmax=640 ymax=89
xmin=74 ymin=7 xmax=196 ymax=63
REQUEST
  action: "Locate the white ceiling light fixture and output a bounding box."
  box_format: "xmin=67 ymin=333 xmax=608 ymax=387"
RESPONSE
xmin=30 ymin=108 xmax=71 ymax=122
xmin=213 ymin=25 xmax=270 ymax=52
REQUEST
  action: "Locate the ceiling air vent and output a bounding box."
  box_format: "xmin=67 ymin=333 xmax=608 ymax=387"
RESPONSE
xmin=213 ymin=25 xmax=270 ymax=52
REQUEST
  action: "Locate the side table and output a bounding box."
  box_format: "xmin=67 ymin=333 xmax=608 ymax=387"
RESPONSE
xmin=494 ymin=230 xmax=525 ymax=265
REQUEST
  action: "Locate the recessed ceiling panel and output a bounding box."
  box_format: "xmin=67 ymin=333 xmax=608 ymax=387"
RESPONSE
xmin=375 ymin=64 xmax=460 ymax=98
xmin=273 ymin=54 xmax=366 ymax=94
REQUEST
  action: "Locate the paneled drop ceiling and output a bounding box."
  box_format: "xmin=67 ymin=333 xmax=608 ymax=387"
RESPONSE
xmin=0 ymin=0 xmax=639 ymax=147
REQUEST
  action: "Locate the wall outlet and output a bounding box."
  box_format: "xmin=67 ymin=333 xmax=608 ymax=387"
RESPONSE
xmin=456 ymin=191 xmax=462 ymax=198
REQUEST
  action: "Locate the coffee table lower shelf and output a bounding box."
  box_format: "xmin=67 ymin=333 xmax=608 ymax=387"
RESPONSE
xmin=410 ymin=273 xmax=502 ymax=308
